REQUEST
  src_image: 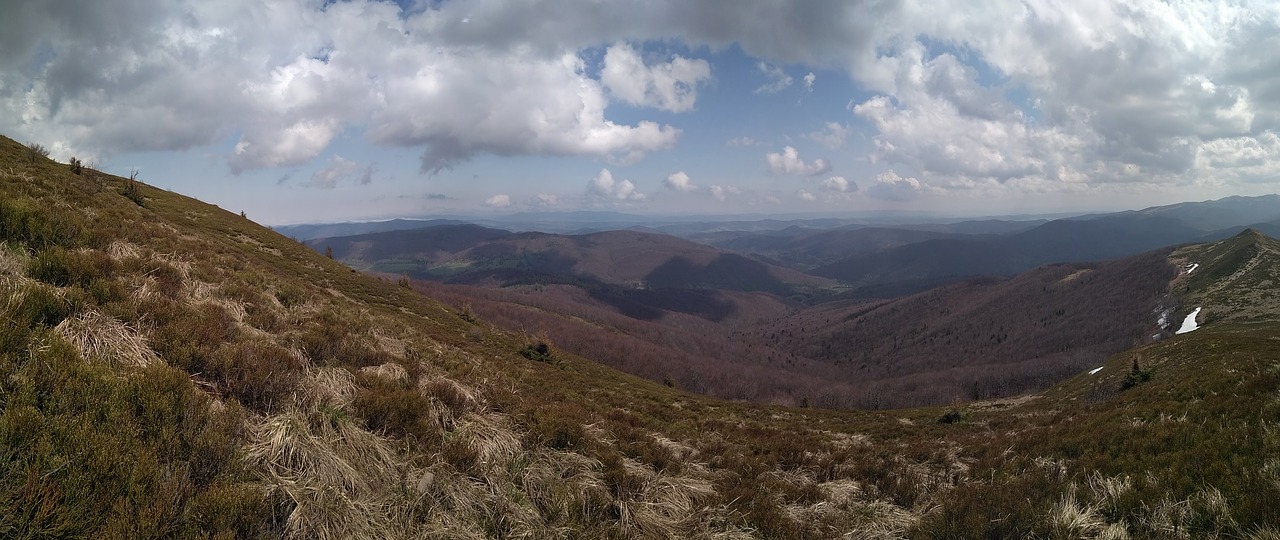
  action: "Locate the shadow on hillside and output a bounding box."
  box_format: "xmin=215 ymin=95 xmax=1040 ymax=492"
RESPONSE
xmin=587 ymin=286 xmax=736 ymax=322
xmin=645 ymin=254 xmax=789 ymax=294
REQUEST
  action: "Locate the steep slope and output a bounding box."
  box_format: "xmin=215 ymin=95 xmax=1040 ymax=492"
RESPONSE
xmin=748 ymin=249 xmax=1179 ymax=408
xmin=1171 ymin=228 xmax=1280 ymax=326
xmin=3 ymin=134 xmax=1278 ymax=539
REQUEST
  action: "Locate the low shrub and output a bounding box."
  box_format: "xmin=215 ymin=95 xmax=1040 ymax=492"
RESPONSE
xmin=352 ymin=374 xmax=437 ymax=442
xmin=26 ymin=247 xmax=116 ymax=288
xmin=208 ymin=341 xmax=305 ymax=413
xmin=8 ymin=281 xmax=79 ymax=328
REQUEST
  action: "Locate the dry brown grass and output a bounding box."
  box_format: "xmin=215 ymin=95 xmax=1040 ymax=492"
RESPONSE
xmin=54 ymin=309 xmax=159 ymax=368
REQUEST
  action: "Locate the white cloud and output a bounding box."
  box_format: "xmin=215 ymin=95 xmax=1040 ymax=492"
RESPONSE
xmin=368 ymin=50 xmax=681 ymax=173
xmin=807 ymin=122 xmax=849 ymax=149
xmin=587 ymin=168 xmax=645 ymax=202
xmin=601 ymin=42 xmax=712 ymax=113
xmin=798 ymin=190 xmax=817 ymax=202
xmin=664 ymin=171 xmax=697 ymax=192
xmin=0 ymin=0 xmax=685 ymax=174
xmin=709 ymin=184 xmax=740 ymax=201
xmin=754 ymin=62 xmax=793 ymax=94
xmin=5 ymin=0 xmax=1280 ymax=201
xmin=532 ymin=193 xmax=560 ymax=206
xmin=866 ymin=170 xmax=932 ymax=201
xmin=309 ymin=155 xmax=360 ymax=189
xmin=765 ymin=146 xmax=831 ymax=176
xmin=726 ymin=136 xmax=759 ymax=147
xmin=821 ymin=176 xmax=855 ymax=192
xmin=484 ymin=194 xmax=512 ymax=208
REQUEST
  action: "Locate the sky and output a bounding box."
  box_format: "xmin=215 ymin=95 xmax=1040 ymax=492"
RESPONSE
xmin=2 ymin=0 xmax=1279 ymax=225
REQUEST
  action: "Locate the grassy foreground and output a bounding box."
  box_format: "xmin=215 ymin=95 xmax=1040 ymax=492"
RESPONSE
xmin=1 ymin=134 xmax=1278 ymax=538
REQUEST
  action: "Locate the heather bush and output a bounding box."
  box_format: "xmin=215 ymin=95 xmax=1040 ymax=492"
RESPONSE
xmin=208 ymin=340 xmax=305 ymax=413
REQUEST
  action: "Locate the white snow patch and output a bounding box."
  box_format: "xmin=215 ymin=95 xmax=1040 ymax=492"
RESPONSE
xmin=1186 ymin=263 xmax=1199 ymax=274
xmin=1088 ymin=366 xmax=1104 ymax=375
xmin=1175 ymin=307 xmax=1202 ymax=334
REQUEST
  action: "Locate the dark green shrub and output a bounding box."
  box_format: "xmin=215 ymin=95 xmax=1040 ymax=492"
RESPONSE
xmin=132 ymin=299 xmax=238 ymax=373
xmin=1120 ymin=357 xmax=1153 ymax=391
xmin=26 ymin=247 xmax=115 ymax=288
xmin=353 ymin=374 xmax=437 ymax=441
xmin=0 ymin=198 xmax=84 ymax=249
xmin=520 ymin=341 xmax=556 ymax=363
xmin=208 ymin=341 xmax=304 ymax=413
xmin=273 ymin=284 xmax=307 ymax=308
xmin=9 ymin=282 xmax=78 ymax=327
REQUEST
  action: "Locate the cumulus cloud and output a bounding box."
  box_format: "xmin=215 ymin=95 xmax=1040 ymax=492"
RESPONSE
xmin=587 ymin=168 xmax=645 ymax=202
xmin=709 ymin=185 xmax=741 ymax=201
xmin=484 ymin=194 xmax=512 ymax=208
xmin=664 ymin=171 xmax=697 ymax=192
xmin=5 ymin=0 xmax=1280 ymax=200
xmin=821 ymin=176 xmax=856 ymax=192
xmin=798 ymin=190 xmax=817 ymax=202
xmin=532 ymin=193 xmax=560 ymax=206
xmin=309 ymin=155 xmax=360 ymax=189
xmin=765 ymin=146 xmax=831 ymax=176
xmin=601 ymin=42 xmax=712 ymax=113
xmin=754 ymin=62 xmax=793 ymax=94
xmin=807 ymin=122 xmax=849 ymax=149
xmin=0 ymin=0 xmax=685 ymax=173
xmin=866 ymin=170 xmax=931 ymax=201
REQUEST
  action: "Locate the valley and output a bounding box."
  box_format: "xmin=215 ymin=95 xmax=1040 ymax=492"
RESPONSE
xmin=2 ymin=135 xmax=1279 ymax=538
xmin=304 ymin=195 xmax=1280 ymax=410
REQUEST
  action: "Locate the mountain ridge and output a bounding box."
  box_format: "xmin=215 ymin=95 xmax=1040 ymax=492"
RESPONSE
xmin=1 ymin=134 xmax=1278 ymax=538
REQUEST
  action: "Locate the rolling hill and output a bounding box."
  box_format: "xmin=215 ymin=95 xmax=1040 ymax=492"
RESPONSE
xmin=2 ymin=134 xmax=1278 ymax=538
xmin=310 ymin=226 xmax=836 ymax=296
xmin=812 ymin=198 xmax=1280 ymax=297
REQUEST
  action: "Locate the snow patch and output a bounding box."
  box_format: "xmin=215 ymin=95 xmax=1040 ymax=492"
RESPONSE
xmin=1186 ymin=263 xmax=1199 ymax=274
xmin=1175 ymin=307 xmax=1202 ymax=334
xmin=1088 ymin=366 xmax=1104 ymax=375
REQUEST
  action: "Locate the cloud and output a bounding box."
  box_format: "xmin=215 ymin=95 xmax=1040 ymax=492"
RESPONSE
xmin=726 ymin=136 xmax=759 ymax=147
xmin=708 ymin=185 xmax=740 ymax=201
xmin=765 ymin=146 xmax=831 ymax=176
xmin=532 ymin=193 xmax=560 ymax=206
xmin=798 ymin=190 xmax=817 ymax=202
xmin=484 ymin=194 xmax=512 ymax=208
xmin=866 ymin=170 xmax=930 ymax=201
xmin=821 ymin=176 xmax=856 ymax=192
xmin=368 ymin=50 xmax=681 ymax=173
xmin=664 ymin=171 xmax=697 ymax=192
xmin=357 ymin=164 xmax=377 ymax=186
xmin=0 ymin=0 xmax=686 ymax=173
xmin=6 ymin=0 xmax=1280 ymax=199
xmin=807 ymin=122 xmax=849 ymax=149
xmin=309 ymin=155 xmax=360 ymax=189
xmin=423 ymin=193 xmax=448 ymax=200
xmin=601 ymin=42 xmax=712 ymax=113
xmin=754 ymin=62 xmax=793 ymax=94
xmin=587 ymin=168 xmax=645 ymax=202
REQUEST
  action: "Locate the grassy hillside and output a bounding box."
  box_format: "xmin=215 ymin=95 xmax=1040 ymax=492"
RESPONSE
xmin=2 ymin=134 xmax=1278 ymax=538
